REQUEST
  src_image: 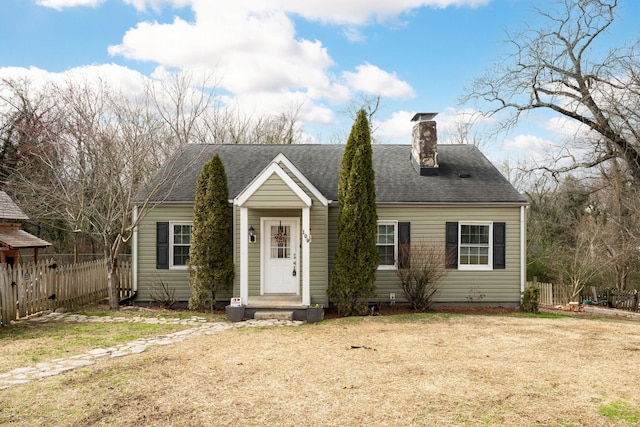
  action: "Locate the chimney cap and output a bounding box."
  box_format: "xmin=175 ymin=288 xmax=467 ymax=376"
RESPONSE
xmin=411 ymin=112 xmax=438 ymax=122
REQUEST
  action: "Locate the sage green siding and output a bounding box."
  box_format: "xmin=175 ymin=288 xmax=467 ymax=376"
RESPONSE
xmin=137 ymin=200 xmax=522 ymax=306
xmin=328 ymin=204 xmax=524 ymax=305
xmin=243 ymin=173 xmax=308 ymax=208
xmin=135 ymin=204 xmax=195 ymax=303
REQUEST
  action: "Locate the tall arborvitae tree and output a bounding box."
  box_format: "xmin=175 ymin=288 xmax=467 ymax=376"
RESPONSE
xmin=188 ymin=153 xmax=234 ymax=310
xmin=328 ymin=109 xmax=379 ymax=315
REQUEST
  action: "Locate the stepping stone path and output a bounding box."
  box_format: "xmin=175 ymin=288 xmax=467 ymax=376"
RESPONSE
xmin=0 ymin=310 xmax=303 ymax=391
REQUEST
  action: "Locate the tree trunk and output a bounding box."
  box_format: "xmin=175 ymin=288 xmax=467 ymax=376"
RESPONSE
xmin=108 ymin=257 xmax=120 ymax=310
xmin=615 ymin=265 xmax=629 ymax=291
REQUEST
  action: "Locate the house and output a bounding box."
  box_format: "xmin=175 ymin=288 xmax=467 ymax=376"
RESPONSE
xmin=0 ymin=191 xmax=52 ymax=265
xmin=132 ymin=114 xmax=527 ymax=316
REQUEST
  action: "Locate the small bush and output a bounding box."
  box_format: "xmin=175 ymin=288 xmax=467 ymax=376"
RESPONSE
xmin=396 ymin=241 xmax=447 ymax=312
xmin=150 ymin=278 xmax=177 ymax=309
xmin=520 ymin=286 xmax=539 ymax=313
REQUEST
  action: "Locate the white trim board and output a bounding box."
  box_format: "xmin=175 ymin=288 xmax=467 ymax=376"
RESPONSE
xmin=234 ymin=154 xmax=326 ymax=207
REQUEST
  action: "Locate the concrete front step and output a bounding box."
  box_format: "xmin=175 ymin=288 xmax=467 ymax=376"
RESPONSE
xmin=253 ymin=310 xmax=294 ymax=321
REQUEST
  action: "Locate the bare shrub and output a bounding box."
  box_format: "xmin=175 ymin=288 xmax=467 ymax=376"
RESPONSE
xmin=396 ymin=240 xmax=448 ymax=311
xmin=150 ymin=278 xmax=177 ymax=309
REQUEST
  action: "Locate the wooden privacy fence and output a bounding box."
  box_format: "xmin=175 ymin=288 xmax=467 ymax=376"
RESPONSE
xmin=0 ymin=259 xmax=132 ymax=326
xmin=606 ymin=289 xmax=640 ymax=312
xmin=528 ymin=281 xmax=640 ymax=312
xmin=529 ymin=281 xmax=571 ymax=306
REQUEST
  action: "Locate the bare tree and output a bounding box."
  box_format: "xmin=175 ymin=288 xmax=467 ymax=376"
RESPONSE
xmin=341 ymin=94 xmax=383 ymax=141
xmin=144 ymin=70 xmax=218 ymax=145
xmin=548 ymin=219 xmax=607 ymax=301
xmin=0 ymin=78 xmax=62 ymax=190
xmin=439 ymin=110 xmax=488 ymax=148
xmin=4 ymin=79 xmax=191 ymax=309
xmin=593 ymin=161 xmax=640 ymax=290
xmin=465 ymin=0 xmax=640 ymax=187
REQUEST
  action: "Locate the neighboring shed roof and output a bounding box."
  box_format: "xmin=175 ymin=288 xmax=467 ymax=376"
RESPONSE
xmin=0 ymin=191 xmax=29 ymax=220
xmin=138 ymin=144 xmax=527 ymax=205
xmin=0 ymin=229 xmax=51 ymax=249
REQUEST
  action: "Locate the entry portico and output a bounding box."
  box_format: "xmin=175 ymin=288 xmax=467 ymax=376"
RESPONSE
xmin=234 ymin=154 xmax=328 ymax=307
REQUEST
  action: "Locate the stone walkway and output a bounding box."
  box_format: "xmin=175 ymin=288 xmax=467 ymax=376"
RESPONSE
xmin=0 ymin=310 xmax=303 ymax=391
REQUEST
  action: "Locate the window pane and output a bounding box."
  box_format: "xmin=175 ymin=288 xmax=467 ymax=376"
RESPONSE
xmin=460 ymin=246 xmax=489 ymax=265
xmin=377 ymin=224 xmax=393 ymax=244
xmin=270 ymin=225 xmax=291 ymax=259
xmin=461 ymin=224 xmax=489 ymax=244
xmin=378 ymin=245 xmax=395 ymax=265
xmin=173 ymin=246 xmax=189 ymax=266
xmin=173 ymin=224 xmax=192 ymax=244
xmin=376 ymin=223 xmax=396 ymax=266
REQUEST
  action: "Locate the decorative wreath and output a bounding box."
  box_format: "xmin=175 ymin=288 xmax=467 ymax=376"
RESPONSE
xmin=273 ymin=225 xmax=288 ymax=245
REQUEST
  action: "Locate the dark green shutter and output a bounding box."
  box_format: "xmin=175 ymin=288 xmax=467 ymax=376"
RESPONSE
xmin=493 ymin=222 xmax=506 ymax=269
xmin=445 ymin=222 xmax=458 ymax=269
xmin=157 ymin=222 xmax=169 ymax=269
xmin=398 ymin=222 xmax=410 ymax=268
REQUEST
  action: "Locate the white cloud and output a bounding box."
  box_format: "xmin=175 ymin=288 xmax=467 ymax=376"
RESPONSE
xmin=503 ymin=133 xmax=560 ymax=166
xmin=36 ymin=0 xmax=105 ymax=10
xmin=342 ymin=64 xmax=415 ymax=99
xmin=543 ymin=115 xmax=589 ymax=138
xmin=123 ymin=0 xmax=191 ymax=12
xmin=0 ymin=64 xmax=148 ymax=97
xmin=376 ymin=110 xmax=415 ymax=142
xmin=342 ymin=27 xmax=366 ymax=43
xmin=504 ymin=134 xmax=551 ymax=151
xmin=261 ymin=0 xmax=490 ymax=25
xmin=108 ymin=4 xmax=336 ymax=98
xmin=123 ymin=0 xmax=490 ymax=24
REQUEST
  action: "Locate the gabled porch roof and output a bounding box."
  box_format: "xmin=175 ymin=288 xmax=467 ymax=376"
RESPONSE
xmin=233 ymin=153 xmax=328 ymax=207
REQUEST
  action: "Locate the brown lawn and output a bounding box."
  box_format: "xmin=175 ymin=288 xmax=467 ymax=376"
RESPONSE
xmin=1 ymin=311 xmax=640 ymax=426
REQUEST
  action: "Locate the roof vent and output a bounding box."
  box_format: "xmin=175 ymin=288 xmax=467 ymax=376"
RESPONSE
xmin=458 ymin=173 xmax=471 ymax=179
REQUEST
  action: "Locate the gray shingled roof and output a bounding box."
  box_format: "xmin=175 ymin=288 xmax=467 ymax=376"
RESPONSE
xmin=139 ymin=144 xmax=526 ymax=204
xmin=0 ymin=191 xmax=29 ymax=220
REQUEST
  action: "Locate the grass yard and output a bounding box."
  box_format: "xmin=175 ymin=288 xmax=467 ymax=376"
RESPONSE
xmin=1 ymin=309 xmax=640 ymax=426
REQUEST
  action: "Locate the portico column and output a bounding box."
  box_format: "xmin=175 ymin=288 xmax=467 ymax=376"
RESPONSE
xmin=240 ymin=207 xmax=249 ymax=304
xmin=302 ymin=206 xmax=310 ymax=305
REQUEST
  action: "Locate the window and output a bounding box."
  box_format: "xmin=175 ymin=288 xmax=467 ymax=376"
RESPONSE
xmin=377 ymin=221 xmax=397 ymax=269
xmin=459 ymin=223 xmax=491 ymax=267
xmin=446 ymin=221 xmax=506 ymax=270
xmin=270 ymin=224 xmax=291 ymax=259
xmin=170 ymin=222 xmax=192 ymax=268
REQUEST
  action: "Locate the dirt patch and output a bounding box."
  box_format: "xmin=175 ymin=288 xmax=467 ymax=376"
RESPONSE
xmin=2 ymin=313 xmax=640 ymax=426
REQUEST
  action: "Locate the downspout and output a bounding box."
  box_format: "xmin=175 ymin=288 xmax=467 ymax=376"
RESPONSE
xmin=520 ymin=205 xmax=527 ymax=299
xmin=121 ymin=205 xmax=139 ymax=305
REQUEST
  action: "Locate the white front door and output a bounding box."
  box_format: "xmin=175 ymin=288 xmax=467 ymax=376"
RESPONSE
xmin=262 ymin=218 xmax=299 ymax=294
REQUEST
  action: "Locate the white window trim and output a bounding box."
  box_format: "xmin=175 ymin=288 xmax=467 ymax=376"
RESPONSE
xmin=169 ymin=221 xmax=192 ymax=270
xmin=377 ymin=220 xmax=398 ymax=270
xmin=458 ymin=221 xmax=493 ymax=271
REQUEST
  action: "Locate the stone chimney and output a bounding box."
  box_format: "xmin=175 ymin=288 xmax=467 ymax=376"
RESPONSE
xmin=410 ymin=112 xmax=439 ymax=176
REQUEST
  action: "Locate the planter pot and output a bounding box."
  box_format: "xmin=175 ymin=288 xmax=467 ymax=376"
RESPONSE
xmin=225 ymin=305 xmax=245 ymax=322
xmin=307 ymin=307 xmax=324 ymax=324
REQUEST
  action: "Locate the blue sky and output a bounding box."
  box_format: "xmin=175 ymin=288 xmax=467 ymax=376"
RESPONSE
xmin=1 ymin=0 xmax=639 ymax=167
